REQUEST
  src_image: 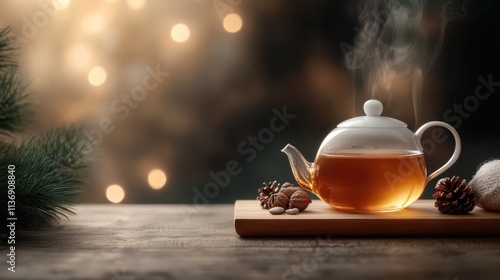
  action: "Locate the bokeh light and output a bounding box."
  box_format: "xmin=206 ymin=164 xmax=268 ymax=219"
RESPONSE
xmin=147 ymin=169 xmax=167 ymax=189
xmin=88 ymin=66 xmax=107 ymax=86
xmin=106 ymin=184 xmax=125 ymax=203
xmin=223 ymin=13 xmax=243 ymax=33
xmin=81 ymin=13 xmax=104 ymax=34
xmin=2 ymin=0 xmax=493 ymax=207
xmin=170 ymin=23 xmax=190 ymax=43
xmin=127 ymin=0 xmax=146 ymax=10
xmin=66 ymin=45 xmax=90 ymax=70
xmin=52 ymin=0 xmax=70 ymax=10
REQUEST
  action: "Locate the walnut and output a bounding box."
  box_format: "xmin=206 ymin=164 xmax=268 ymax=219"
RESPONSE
xmin=269 ymin=192 xmax=289 ymax=209
xmin=279 ymin=186 xmax=299 ymax=198
xmin=289 ymin=191 xmax=312 ymax=211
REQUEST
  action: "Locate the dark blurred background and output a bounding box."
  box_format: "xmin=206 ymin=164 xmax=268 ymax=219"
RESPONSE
xmin=0 ymin=0 xmax=499 ymax=204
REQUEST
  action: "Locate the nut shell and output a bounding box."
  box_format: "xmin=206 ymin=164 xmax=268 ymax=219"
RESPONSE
xmin=289 ymin=191 xmax=312 ymax=211
xmin=280 ymin=187 xmax=299 ymax=198
xmin=269 ymin=207 xmax=285 ymax=215
xmin=285 ymin=208 xmax=299 ymax=215
xmin=269 ymin=192 xmax=289 ymax=209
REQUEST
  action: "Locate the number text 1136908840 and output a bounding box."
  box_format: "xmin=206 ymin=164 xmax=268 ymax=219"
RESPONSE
xmin=7 ymin=164 xmax=16 ymax=273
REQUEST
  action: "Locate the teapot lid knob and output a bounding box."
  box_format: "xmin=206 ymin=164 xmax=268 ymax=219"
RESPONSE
xmin=364 ymin=99 xmax=383 ymax=116
xmin=338 ymin=99 xmax=406 ymax=127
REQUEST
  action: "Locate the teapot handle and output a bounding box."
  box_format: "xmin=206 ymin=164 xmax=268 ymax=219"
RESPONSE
xmin=415 ymin=121 xmax=461 ymax=183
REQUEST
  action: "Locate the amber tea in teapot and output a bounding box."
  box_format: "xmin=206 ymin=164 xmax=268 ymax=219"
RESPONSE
xmin=313 ymin=152 xmax=426 ymax=212
xmin=282 ymin=99 xmax=461 ymax=213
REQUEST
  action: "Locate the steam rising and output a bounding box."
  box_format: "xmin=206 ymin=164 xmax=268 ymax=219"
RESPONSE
xmin=345 ymin=0 xmax=490 ymax=125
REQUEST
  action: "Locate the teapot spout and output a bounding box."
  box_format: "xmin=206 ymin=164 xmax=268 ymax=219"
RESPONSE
xmin=281 ymin=144 xmax=314 ymax=192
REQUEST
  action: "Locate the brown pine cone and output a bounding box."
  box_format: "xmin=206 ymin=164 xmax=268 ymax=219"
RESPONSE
xmin=433 ymin=176 xmax=476 ymax=214
xmin=257 ymin=181 xmax=281 ymax=209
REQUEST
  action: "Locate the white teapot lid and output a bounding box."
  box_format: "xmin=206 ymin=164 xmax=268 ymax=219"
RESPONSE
xmin=337 ymin=99 xmax=407 ymax=128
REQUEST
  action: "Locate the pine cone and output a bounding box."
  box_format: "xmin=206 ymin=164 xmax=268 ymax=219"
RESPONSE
xmin=433 ymin=176 xmax=476 ymax=214
xmin=257 ymin=181 xmax=281 ymax=209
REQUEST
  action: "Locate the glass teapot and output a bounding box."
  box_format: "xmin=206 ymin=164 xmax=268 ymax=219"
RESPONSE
xmin=282 ymin=99 xmax=461 ymax=212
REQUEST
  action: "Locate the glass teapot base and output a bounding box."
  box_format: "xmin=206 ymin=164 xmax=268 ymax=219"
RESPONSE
xmin=331 ymin=205 xmax=407 ymax=213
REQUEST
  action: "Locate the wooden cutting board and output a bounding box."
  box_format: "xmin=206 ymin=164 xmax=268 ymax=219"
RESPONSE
xmin=234 ymin=199 xmax=500 ymax=237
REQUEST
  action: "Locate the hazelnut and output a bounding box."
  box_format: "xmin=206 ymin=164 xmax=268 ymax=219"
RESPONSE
xmin=269 ymin=192 xmax=289 ymax=209
xmin=280 ymin=186 xmax=299 ymax=198
xmin=289 ymin=191 xmax=312 ymax=211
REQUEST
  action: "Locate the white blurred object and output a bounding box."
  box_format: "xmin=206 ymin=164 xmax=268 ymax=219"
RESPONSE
xmin=470 ymin=159 xmax=500 ymax=212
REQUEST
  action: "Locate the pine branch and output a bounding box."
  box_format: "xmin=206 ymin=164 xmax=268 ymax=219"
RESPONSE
xmin=0 ymin=26 xmax=91 ymax=231
xmin=0 ymin=67 xmax=32 ymax=134
xmin=0 ymin=27 xmax=16 ymax=70
xmin=29 ymin=126 xmax=91 ymax=177
xmin=0 ymin=27 xmax=31 ymax=134
xmin=0 ymin=127 xmax=90 ymax=230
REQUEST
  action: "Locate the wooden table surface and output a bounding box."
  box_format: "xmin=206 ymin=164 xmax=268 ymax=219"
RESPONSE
xmin=1 ymin=204 xmax=500 ymax=280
